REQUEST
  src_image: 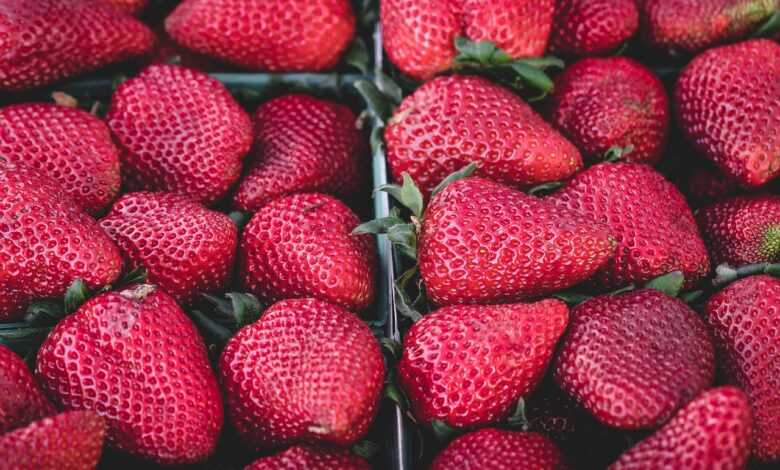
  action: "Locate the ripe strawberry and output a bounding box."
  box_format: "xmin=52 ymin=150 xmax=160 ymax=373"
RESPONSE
xmin=676 ymin=39 xmax=780 ymax=188
xmin=548 ymin=163 xmax=710 ymax=289
xmin=0 ymin=411 xmax=106 ymax=470
xmin=0 ymin=161 xmax=122 ymax=321
xmin=385 ymin=75 xmax=582 ymax=198
xmin=165 ymin=0 xmax=355 ymax=71
xmin=554 ymin=289 xmax=715 ymax=430
xmin=233 ymin=94 xmax=368 ymax=212
xmin=99 ymin=192 xmax=238 ymax=305
xmin=683 ymin=160 xmax=743 ymax=207
xmin=245 ymin=445 xmax=370 ymax=470
xmin=705 ymin=275 xmax=780 ymax=461
xmin=398 ymin=300 xmax=569 ymax=427
xmin=550 ymin=0 xmax=639 ymax=56
xmin=35 ymin=285 xmax=223 ymax=465
xmin=220 ymin=298 xmax=385 ymax=450
xmin=609 ymin=387 xmax=752 ymax=469
xmin=0 ymin=103 xmax=121 ymax=215
xmin=431 ymin=428 xmax=569 ymax=470
xmin=107 ymin=64 xmax=252 ymax=205
xmin=0 ymin=0 xmax=155 ymax=91
xmin=239 ymin=193 xmax=375 ymax=311
xmin=548 ymin=57 xmax=669 ymax=165
xmin=381 ymin=0 xmax=555 ymax=80
xmin=0 ymin=345 xmax=55 ymax=434
xmin=100 ymin=0 xmax=147 ymax=15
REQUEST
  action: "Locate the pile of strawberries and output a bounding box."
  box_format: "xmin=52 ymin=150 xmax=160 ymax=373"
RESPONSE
xmin=0 ymin=0 xmax=778 ymax=469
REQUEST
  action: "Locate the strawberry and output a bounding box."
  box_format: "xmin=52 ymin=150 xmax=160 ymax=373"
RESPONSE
xmin=398 ymin=300 xmax=569 ymax=427
xmin=245 ymin=445 xmax=370 ymax=470
xmin=381 ymin=0 xmax=555 ymax=80
xmin=107 ymin=64 xmax=253 ymax=205
xmin=705 ymin=275 xmax=780 ymax=461
xmin=239 ymin=193 xmax=375 ymax=312
xmin=219 ymin=298 xmax=385 ymax=450
xmin=0 ymin=345 xmax=55 ymax=434
xmin=0 ymin=103 xmax=121 ymax=215
xmin=609 ymin=387 xmax=752 ymax=469
xmin=683 ymin=160 xmax=743 ymax=207
xmin=385 ymin=75 xmax=582 ymax=198
xmin=676 ymin=39 xmax=780 ymax=188
xmin=431 ymin=428 xmax=569 ymax=470
xmin=0 ymin=411 xmax=106 ymax=470
xmin=99 ymin=192 xmax=238 ymax=305
xmin=548 ymin=57 xmax=669 ymax=165
xmin=697 ymin=194 xmax=780 ymax=266
xmin=165 ymin=0 xmax=355 ymax=72
xmin=233 ymin=94 xmax=368 ymax=213
xmin=554 ymin=289 xmax=715 ymax=430
xmin=0 ymin=160 xmax=122 ymax=321
xmin=35 ymin=285 xmax=223 ymax=465
xmin=0 ymin=0 xmax=155 ymax=91
xmin=550 ymin=0 xmax=639 ymax=56
xmin=548 ymin=163 xmax=710 ymax=289
xmin=100 ymin=0 xmax=147 ymax=15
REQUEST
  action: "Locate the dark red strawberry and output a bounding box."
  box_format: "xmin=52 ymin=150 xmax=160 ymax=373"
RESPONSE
xmin=100 ymin=0 xmax=147 ymax=15
xmin=548 ymin=57 xmax=669 ymax=165
xmin=609 ymin=387 xmax=752 ymax=469
xmin=0 ymin=0 xmax=155 ymax=91
xmin=99 ymin=192 xmax=238 ymax=305
xmin=0 ymin=345 xmax=55 ymax=434
xmin=35 ymin=285 xmax=223 ymax=465
xmin=676 ymin=39 xmax=780 ymax=188
xmin=107 ymin=64 xmax=253 ymax=205
xmin=219 ymin=298 xmax=385 ymax=450
xmin=0 ymin=161 xmax=122 ymax=321
xmin=705 ymin=275 xmax=780 ymax=461
xmin=550 ymin=0 xmax=639 ymax=56
xmin=166 ymin=0 xmax=355 ymax=71
xmin=233 ymin=94 xmax=367 ymax=212
xmin=683 ymin=160 xmax=743 ymax=207
xmin=245 ymin=445 xmax=370 ymax=470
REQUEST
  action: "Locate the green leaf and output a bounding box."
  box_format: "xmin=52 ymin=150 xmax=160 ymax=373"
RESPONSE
xmin=386 ymin=223 xmax=417 ymax=260
xmin=395 ymin=285 xmax=423 ymax=322
xmin=376 ymin=72 xmax=404 ymax=106
xmin=377 ymin=173 xmax=424 ymax=218
xmin=228 ymin=211 xmax=251 ymax=231
xmin=117 ymin=266 xmax=148 ymax=287
xmin=380 ymin=338 xmax=403 ymax=359
xmin=352 ymin=217 xmax=407 ymax=235
xmin=604 ymin=145 xmax=635 ymax=162
xmin=527 ymin=181 xmax=564 ymax=196
xmin=352 ymin=440 xmax=380 ymax=460
xmin=430 ymin=163 xmax=478 ymax=198
xmin=553 ymin=291 xmax=592 ymax=306
xmin=431 ymin=420 xmax=459 ymax=443
xmin=396 ymin=265 xmax=419 ymax=291
xmin=64 ymin=279 xmax=91 ymax=314
xmin=342 ymin=38 xmax=370 ymax=75
xmin=354 ymin=79 xmax=394 ymax=123
xmin=507 ymin=61 xmax=555 ymax=93
xmin=644 ymin=271 xmax=685 ymax=297
xmin=189 ymin=309 xmax=233 ymax=344
xmin=680 ymin=290 xmax=704 ymax=305
xmin=226 ymin=293 xmax=262 ymax=327
xmin=506 ymin=398 xmax=530 ymax=430
xmin=518 ymin=56 xmax=565 ymax=70
xmin=454 ymin=37 xmax=511 ymax=66
xmin=26 ymin=299 xmax=64 ymax=320
xmin=753 ymin=11 xmax=780 ymax=38
xmin=384 ymin=380 xmax=410 ymax=410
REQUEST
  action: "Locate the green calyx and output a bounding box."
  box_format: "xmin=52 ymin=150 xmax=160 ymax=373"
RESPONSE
xmin=760 ymin=224 xmax=780 ymax=261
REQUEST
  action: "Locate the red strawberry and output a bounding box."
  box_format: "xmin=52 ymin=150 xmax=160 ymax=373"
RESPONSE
xmin=0 ymin=0 xmax=155 ymax=91
xmin=100 ymin=0 xmax=147 ymax=15
xmin=99 ymin=192 xmax=238 ymax=305
xmin=609 ymin=387 xmax=752 ymax=469
xmin=705 ymin=275 xmax=780 ymax=461
xmin=0 ymin=345 xmax=55 ymax=434
xmin=683 ymin=160 xmax=743 ymax=207
xmin=385 ymin=75 xmax=582 ymax=198
xmin=548 ymin=163 xmax=710 ymax=289
xmin=676 ymin=39 xmax=780 ymax=188
xmin=398 ymin=300 xmax=569 ymax=427
xmin=548 ymin=57 xmax=669 ymax=165
xmin=0 ymin=411 xmax=106 ymax=470
xmin=245 ymin=445 xmax=370 ymax=470
xmin=554 ymin=289 xmax=715 ymax=430
xmin=219 ymin=298 xmax=385 ymax=450
xmin=431 ymin=428 xmax=569 ymax=470
xmin=0 ymin=161 xmax=122 ymax=321
xmin=165 ymin=0 xmax=355 ymax=72
xmin=0 ymin=103 xmax=121 ymax=215
xmin=107 ymin=64 xmax=253 ymax=205
xmin=239 ymin=193 xmax=375 ymax=312
xmin=233 ymin=94 xmax=368 ymax=212
xmin=381 ymin=0 xmax=555 ymax=80
xmin=550 ymin=0 xmax=639 ymax=56
xmin=35 ymin=285 xmax=223 ymax=465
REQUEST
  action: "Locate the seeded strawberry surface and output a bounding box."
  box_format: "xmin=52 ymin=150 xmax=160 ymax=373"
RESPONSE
xmin=0 ymin=345 xmax=55 ymax=434
xmin=100 ymin=0 xmax=147 ymax=15
xmin=245 ymin=445 xmax=370 ymax=470
xmin=551 ymin=0 xmax=639 ymax=56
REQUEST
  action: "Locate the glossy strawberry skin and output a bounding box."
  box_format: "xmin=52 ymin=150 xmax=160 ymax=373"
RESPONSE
xmin=107 ymin=64 xmax=253 ymax=205
xmin=166 ymin=0 xmax=355 ymax=71
xmin=705 ymin=275 xmax=780 ymax=461
xmin=239 ymin=193 xmax=375 ymax=312
xmin=0 ymin=345 xmax=55 ymax=434
xmin=548 ymin=57 xmax=669 ymax=165
xmin=0 ymin=0 xmax=155 ymax=91
xmin=0 ymin=103 xmax=121 ymax=215
xmin=0 ymin=161 xmax=122 ymax=321
xmin=35 ymin=285 xmax=223 ymax=465
xmin=100 ymin=0 xmax=147 ymax=15
xmin=245 ymin=445 xmax=370 ymax=470
xmin=219 ymin=298 xmax=385 ymax=450
xmin=676 ymin=39 xmax=780 ymax=188
xmin=100 ymin=192 xmax=238 ymax=305
xmin=233 ymin=94 xmax=367 ymax=212
xmin=548 ymin=163 xmax=710 ymax=290
xmin=0 ymin=411 xmax=106 ymax=470
xmin=609 ymin=387 xmax=752 ymax=470
xmin=551 ymin=0 xmax=638 ymax=56
xmin=419 ymin=177 xmax=615 ymax=306
xmin=385 ymin=75 xmax=583 ymax=198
